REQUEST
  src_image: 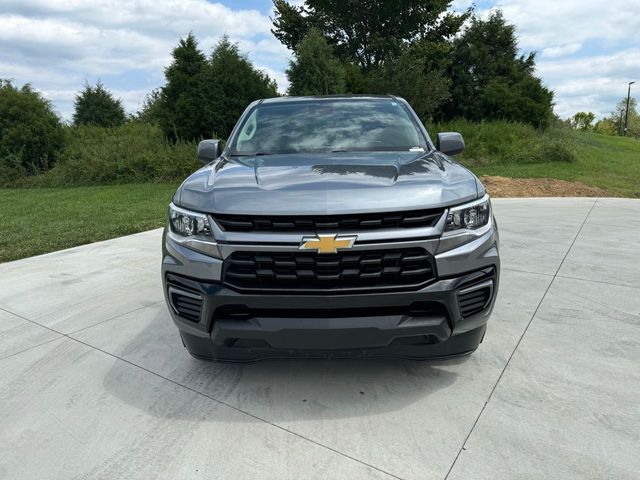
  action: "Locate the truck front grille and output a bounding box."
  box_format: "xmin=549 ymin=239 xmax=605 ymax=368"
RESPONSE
xmin=223 ymin=247 xmax=436 ymax=292
xmin=213 ymin=209 xmax=443 ymax=233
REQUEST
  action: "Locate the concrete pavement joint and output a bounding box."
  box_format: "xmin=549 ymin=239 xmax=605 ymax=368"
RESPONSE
xmin=443 ymin=197 xmax=599 ymax=479
xmin=501 ymin=266 xmax=555 ymax=277
xmin=66 ymin=300 xmax=165 ymax=335
xmin=502 ymin=266 xmax=640 ymax=291
xmin=68 ymin=335 xmax=406 ymax=480
xmin=0 ymin=307 xmax=405 ymax=480
xmin=0 ymin=336 xmax=64 ymax=361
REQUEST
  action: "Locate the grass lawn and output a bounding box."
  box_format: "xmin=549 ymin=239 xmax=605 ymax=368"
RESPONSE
xmin=0 ymin=183 xmax=178 ymax=263
xmin=0 ymin=130 xmax=638 ymax=263
xmin=464 ymin=132 xmax=640 ymax=198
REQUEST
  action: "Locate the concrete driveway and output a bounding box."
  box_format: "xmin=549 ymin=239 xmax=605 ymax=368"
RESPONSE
xmin=0 ymin=198 xmax=638 ymax=479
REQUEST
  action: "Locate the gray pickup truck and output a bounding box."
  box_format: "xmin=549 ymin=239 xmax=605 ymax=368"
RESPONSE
xmin=162 ymin=95 xmax=500 ymax=361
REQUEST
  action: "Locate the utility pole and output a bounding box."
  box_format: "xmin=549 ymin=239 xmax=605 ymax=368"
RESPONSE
xmin=624 ymin=81 xmax=635 ymax=136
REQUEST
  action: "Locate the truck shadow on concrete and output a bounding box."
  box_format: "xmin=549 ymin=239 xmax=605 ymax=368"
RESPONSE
xmin=102 ymin=306 xmax=470 ymax=423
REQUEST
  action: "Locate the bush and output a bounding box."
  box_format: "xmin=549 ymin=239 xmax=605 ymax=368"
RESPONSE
xmin=428 ymin=119 xmax=577 ymax=166
xmin=13 ymin=122 xmax=200 ymax=187
xmin=0 ymin=80 xmax=64 ymax=178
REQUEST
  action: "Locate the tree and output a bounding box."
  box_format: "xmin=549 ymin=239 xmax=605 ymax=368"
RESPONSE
xmin=593 ymin=118 xmax=617 ymax=136
xmin=73 ymin=81 xmax=126 ymax=127
xmin=571 ymin=112 xmax=595 ymax=131
xmin=205 ymin=36 xmax=279 ymax=139
xmin=0 ymin=79 xmax=64 ymax=175
xmin=136 ymin=89 xmax=163 ymax=124
xmin=272 ymin=0 xmax=469 ymax=70
xmin=611 ymin=97 xmax=639 ymax=137
xmin=287 ymin=28 xmax=346 ymax=95
xmin=158 ymin=34 xmax=278 ymax=142
xmin=440 ymin=10 xmax=554 ymax=128
xmin=372 ymin=39 xmax=451 ymax=119
xmin=158 ymin=33 xmax=210 ymax=142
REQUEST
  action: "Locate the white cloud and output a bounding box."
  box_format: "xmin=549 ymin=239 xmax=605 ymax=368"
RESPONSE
xmin=541 ymin=43 xmax=582 ymax=59
xmin=474 ymin=0 xmax=640 ymax=119
xmin=0 ymin=0 xmax=292 ymax=120
xmin=486 ymin=0 xmax=640 ymax=51
xmin=2 ymin=0 xmax=638 ymax=122
xmin=537 ymin=48 xmax=640 ymax=118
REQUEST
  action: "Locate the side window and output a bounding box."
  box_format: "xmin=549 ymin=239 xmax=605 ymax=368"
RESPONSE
xmin=237 ymin=110 xmax=258 ymax=150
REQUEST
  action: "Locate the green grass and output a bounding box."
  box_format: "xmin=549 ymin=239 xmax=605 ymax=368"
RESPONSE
xmin=0 ymin=184 xmax=178 ymax=263
xmin=430 ymin=121 xmax=640 ymax=197
xmin=468 ymin=132 xmax=640 ymax=198
xmin=1 ymin=123 xmax=639 ymax=263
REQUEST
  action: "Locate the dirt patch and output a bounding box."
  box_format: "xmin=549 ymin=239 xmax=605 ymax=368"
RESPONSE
xmin=480 ymin=176 xmax=609 ymax=198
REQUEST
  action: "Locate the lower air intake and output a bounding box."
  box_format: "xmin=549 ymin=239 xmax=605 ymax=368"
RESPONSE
xmin=457 ymin=280 xmax=493 ymax=318
xmin=168 ymin=286 xmax=203 ymax=322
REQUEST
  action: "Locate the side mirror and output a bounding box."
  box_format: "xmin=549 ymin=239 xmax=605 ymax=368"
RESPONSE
xmin=436 ymin=132 xmax=465 ymax=156
xmin=197 ymin=139 xmax=222 ymax=162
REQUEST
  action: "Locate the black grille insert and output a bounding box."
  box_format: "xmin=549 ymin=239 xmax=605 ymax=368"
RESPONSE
xmin=457 ymin=280 xmax=493 ymax=318
xmin=213 ymin=210 xmax=443 ymax=232
xmin=215 ymin=302 xmax=447 ymax=320
xmin=168 ymin=285 xmax=203 ymax=322
xmin=223 ymin=247 xmax=436 ymax=292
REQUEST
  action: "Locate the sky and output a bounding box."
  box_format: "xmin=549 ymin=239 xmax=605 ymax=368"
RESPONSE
xmin=1 ymin=0 xmax=638 ymax=121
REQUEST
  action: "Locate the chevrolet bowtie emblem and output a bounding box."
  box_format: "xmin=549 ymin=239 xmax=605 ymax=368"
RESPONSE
xmin=299 ymin=234 xmax=357 ymax=254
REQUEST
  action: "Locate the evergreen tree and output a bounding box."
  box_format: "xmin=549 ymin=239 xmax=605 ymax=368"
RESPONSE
xmin=73 ymin=81 xmax=126 ymax=127
xmin=372 ymin=39 xmax=452 ymax=120
xmin=158 ymin=33 xmax=209 ymax=141
xmin=158 ymin=34 xmax=278 ymax=141
xmin=287 ymin=28 xmax=346 ymax=96
xmin=441 ymin=11 xmax=553 ymax=128
xmin=136 ymin=89 xmax=162 ymax=124
xmin=205 ymin=36 xmax=279 ymax=139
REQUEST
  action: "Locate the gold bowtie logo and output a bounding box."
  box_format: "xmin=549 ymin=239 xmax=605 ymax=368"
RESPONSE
xmin=299 ymin=234 xmax=357 ymax=254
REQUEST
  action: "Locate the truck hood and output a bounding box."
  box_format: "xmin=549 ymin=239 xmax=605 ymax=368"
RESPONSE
xmin=177 ymin=151 xmax=480 ymax=215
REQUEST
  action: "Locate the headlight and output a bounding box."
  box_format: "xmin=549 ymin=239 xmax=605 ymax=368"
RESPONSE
xmin=445 ymin=195 xmax=491 ymax=232
xmin=168 ymin=203 xmax=221 ymax=258
xmin=169 ymin=203 xmax=211 ymax=236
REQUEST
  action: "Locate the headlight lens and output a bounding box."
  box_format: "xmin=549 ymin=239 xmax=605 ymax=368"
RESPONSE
xmin=445 ymin=195 xmax=491 ymax=232
xmin=169 ymin=203 xmax=211 ymax=237
xmin=168 ymin=203 xmax=221 ymax=258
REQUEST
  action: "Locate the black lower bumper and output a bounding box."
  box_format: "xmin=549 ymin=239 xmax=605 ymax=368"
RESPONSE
xmin=180 ymin=324 xmax=486 ymax=362
xmin=163 ymin=266 xmax=498 ymax=362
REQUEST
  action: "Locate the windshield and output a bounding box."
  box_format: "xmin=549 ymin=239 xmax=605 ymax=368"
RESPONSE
xmin=229 ymin=99 xmax=427 ymax=155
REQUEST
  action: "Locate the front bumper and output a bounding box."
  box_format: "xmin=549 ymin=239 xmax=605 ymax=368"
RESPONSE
xmin=161 ymin=218 xmax=500 ymax=361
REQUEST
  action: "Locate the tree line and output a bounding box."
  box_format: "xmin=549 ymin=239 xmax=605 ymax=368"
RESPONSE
xmin=281 ymin=4 xmax=553 ymax=129
xmin=2 ymin=0 xmax=577 ymax=182
xmin=570 ymin=98 xmax=639 ymax=138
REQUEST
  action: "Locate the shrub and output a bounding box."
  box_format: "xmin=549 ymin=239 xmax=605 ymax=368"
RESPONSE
xmin=428 ymin=119 xmax=577 ymax=165
xmin=14 ymin=122 xmax=200 ymax=187
xmin=0 ymin=80 xmax=64 ymax=177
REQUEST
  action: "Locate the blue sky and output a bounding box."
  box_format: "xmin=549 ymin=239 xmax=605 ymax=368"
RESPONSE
xmin=2 ymin=0 xmax=638 ymax=121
